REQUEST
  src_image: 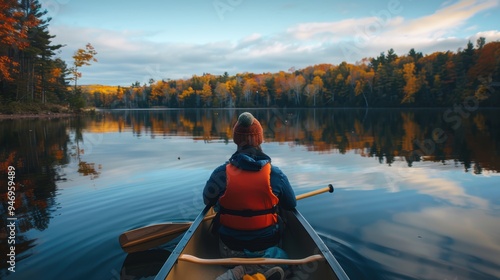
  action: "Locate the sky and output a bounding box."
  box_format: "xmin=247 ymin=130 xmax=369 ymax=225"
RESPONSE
xmin=44 ymin=0 xmax=500 ymax=86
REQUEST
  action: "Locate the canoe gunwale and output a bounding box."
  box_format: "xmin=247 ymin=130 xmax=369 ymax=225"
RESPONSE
xmin=153 ymin=204 xmax=212 ymax=280
xmin=290 ymin=208 xmax=350 ymax=280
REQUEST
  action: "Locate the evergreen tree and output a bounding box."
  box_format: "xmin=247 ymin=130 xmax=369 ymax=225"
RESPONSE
xmin=21 ymin=0 xmax=63 ymax=102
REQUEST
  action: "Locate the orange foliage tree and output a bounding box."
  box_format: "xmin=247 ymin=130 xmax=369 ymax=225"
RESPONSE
xmin=0 ymin=0 xmax=29 ymax=82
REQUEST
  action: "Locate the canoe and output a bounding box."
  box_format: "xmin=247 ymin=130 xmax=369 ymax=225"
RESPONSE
xmin=154 ymin=204 xmax=350 ymax=280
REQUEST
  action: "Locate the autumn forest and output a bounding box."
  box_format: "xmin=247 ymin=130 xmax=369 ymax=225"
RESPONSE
xmin=1 ymin=0 xmax=500 ymax=112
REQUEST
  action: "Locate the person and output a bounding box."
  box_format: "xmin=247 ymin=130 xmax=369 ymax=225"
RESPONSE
xmin=203 ymin=112 xmax=296 ymax=280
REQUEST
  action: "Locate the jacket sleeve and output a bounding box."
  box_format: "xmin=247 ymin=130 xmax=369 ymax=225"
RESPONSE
xmin=203 ymin=164 xmax=227 ymax=206
xmin=270 ymin=165 xmax=297 ymax=210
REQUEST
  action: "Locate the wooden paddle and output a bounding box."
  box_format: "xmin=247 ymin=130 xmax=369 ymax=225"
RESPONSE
xmin=119 ymin=184 xmax=334 ymax=253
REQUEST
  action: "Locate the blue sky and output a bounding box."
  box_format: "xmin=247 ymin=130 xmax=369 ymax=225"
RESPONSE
xmin=44 ymin=0 xmax=500 ymax=86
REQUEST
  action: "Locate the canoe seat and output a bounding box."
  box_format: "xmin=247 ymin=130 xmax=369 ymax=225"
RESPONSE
xmin=178 ymin=254 xmax=325 ymax=265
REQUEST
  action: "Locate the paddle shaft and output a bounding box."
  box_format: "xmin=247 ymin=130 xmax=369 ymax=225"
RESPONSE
xmin=296 ymin=184 xmax=334 ymax=200
xmin=120 ymin=184 xmax=334 ymax=252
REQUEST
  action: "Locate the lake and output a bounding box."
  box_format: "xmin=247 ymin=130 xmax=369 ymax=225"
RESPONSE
xmin=1 ymin=108 xmax=499 ymax=280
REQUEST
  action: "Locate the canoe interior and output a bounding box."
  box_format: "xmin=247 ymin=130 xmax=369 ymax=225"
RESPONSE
xmin=163 ymin=209 xmax=341 ymax=280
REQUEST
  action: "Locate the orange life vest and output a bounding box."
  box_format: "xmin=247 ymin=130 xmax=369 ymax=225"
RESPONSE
xmin=219 ymin=163 xmax=279 ymax=231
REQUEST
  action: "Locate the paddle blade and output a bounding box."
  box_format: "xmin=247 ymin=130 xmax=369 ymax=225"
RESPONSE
xmin=119 ymin=213 xmax=217 ymax=253
xmin=119 ymin=222 xmax=192 ymax=253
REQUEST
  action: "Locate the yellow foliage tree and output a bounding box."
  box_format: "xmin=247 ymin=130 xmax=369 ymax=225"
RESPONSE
xmin=242 ymin=78 xmax=258 ymax=104
xmin=402 ymin=62 xmax=420 ymax=103
xmin=200 ymin=83 xmax=212 ymax=106
xmin=180 ymin=87 xmax=195 ymax=103
xmin=305 ymin=76 xmax=324 ymax=106
xmin=71 ymin=43 xmax=98 ymax=90
xmin=151 ymin=80 xmax=167 ymax=105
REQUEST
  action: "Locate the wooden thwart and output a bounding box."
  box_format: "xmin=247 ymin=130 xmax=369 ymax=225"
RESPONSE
xmin=178 ymin=254 xmax=325 ymax=266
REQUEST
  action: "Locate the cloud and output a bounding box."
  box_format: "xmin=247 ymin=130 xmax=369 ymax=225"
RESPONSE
xmin=358 ymin=206 xmax=500 ymax=279
xmin=397 ymin=167 xmax=488 ymax=208
xmin=237 ymin=33 xmax=263 ymax=46
xmin=287 ymin=19 xmax=361 ymax=40
xmin=287 ymin=16 xmax=406 ymax=42
xmin=391 ymin=0 xmax=499 ymax=38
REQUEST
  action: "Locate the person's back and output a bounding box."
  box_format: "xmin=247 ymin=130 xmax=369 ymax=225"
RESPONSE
xmin=203 ymin=112 xmax=296 ymax=279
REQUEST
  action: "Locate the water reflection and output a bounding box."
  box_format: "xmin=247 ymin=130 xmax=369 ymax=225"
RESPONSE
xmin=0 ymin=117 xmax=101 ymax=276
xmin=88 ymin=108 xmax=500 ymax=173
xmin=300 ymin=163 xmax=500 ymax=280
xmin=0 ymin=120 xmax=58 ymax=275
xmin=357 ymin=205 xmax=500 ymax=279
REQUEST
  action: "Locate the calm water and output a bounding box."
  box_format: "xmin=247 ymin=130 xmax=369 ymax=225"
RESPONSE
xmin=1 ymin=108 xmax=499 ymax=280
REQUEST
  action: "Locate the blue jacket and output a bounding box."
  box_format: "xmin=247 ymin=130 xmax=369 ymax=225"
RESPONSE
xmin=203 ymin=147 xmax=296 ymax=241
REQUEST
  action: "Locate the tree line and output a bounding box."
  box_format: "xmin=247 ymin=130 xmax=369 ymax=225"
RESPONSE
xmin=1 ymin=0 xmax=499 ymax=110
xmin=89 ymin=39 xmax=500 ymax=108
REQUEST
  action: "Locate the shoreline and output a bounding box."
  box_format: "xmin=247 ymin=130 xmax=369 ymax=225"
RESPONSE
xmin=0 ymin=112 xmax=76 ymax=120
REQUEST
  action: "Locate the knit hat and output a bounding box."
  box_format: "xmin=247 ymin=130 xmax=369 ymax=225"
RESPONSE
xmin=233 ymin=112 xmax=263 ymax=147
